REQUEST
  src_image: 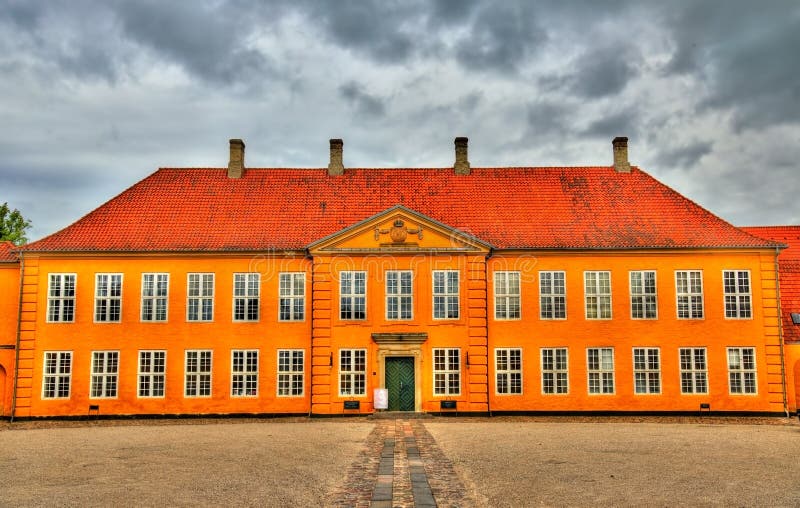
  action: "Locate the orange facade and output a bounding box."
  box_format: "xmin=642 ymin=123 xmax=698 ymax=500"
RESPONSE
xmin=1 ymin=208 xmax=788 ymax=418
xmin=0 ymin=260 xmax=20 ymax=417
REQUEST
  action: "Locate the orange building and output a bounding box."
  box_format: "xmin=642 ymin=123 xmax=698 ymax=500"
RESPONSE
xmin=0 ymin=137 xmax=791 ymax=418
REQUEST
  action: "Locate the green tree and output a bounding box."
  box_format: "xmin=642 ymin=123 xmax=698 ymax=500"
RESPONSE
xmin=0 ymin=202 xmax=32 ymax=245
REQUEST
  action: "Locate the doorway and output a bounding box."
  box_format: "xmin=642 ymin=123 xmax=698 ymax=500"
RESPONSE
xmin=385 ymin=357 xmax=415 ymax=411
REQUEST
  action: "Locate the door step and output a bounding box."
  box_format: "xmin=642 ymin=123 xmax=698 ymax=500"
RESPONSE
xmin=369 ymin=411 xmax=433 ymax=420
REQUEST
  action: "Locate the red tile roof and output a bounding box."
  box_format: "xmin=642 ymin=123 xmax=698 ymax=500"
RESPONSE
xmin=741 ymin=226 xmax=800 ymax=342
xmin=0 ymin=241 xmax=18 ymax=262
xmin=24 ymin=166 xmax=776 ymax=252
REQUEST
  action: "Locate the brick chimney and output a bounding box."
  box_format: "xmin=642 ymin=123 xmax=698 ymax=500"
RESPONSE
xmin=328 ymin=139 xmax=344 ymax=176
xmin=612 ymin=136 xmax=631 ymax=173
xmin=454 ymin=137 xmax=470 ymax=175
xmin=227 ymin=139 xmax=245 ymax=178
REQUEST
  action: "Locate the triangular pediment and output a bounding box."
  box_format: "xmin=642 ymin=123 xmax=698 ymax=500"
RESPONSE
xmin=308 ymin=205 xmax=492 ymax=254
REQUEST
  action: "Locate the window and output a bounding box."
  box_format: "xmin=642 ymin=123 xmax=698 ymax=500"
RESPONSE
xmin=630 ymin=271 xmax=657 ymax=319
xmin=541 ymin=348 xmax=569 ymax=394
xmin=47 ymin=274 xmax=76 ymax=322
xmin=233 ymin=273 xmax=260 ymax=322
xmin=42 ymin=351 xmax=71 ymax=399
xmin=277 ymin=350 xmax=304 ymax=396
xmin=433 ymin=348 xmax=460 ymax=395
xmin=279 ymin=273 xmax=305 ymax=321
xmin=728 ymin=347 xmax=756 ymax=394
xmin=340 ymin=271 xmax=366 ymax=320
xmin=185 ymin=350 xmax=212 ymax=397
xmin=724 ymin=271 xmax=752 ymax=319
xmin=138 ymin=350 xmax=166 ymax=397
xmin=585 ymin=271 xmax=611 ymax=319
xmin=90 ymin=351 xmax=119 ymax=398
xmin=433 ymin=270 xmax=460 ymax=319
xmin=679 ymin=348 xmax=708 ymax=394
xmin=495 ymin=271 xmax=521 ymax=320
xmin=587 ymin=348 xmax=614 ymax=394
xmin=187 ymin=273 xmax=214 ymax=322
xmin=95 ymin=274 xmax=122 ymax=322
xmin=633 ymin=348 xmax=660 ymax=394
xmin=339 ymin=349 xmax=367 ymax=396
xmin=141 ymin=273 xmax=169 ymax=322
xmin=676 ymin=271 xmax=703 ymax=319
xmin=495 ymin=348 xmax=522 ymax=394
xmin=539 ymin=271 xmax=566 ymax=319
xmin=386 ymin=270 xmax=412 ymax=320
xmin=231 ymin=350 xmax=258 ymax=397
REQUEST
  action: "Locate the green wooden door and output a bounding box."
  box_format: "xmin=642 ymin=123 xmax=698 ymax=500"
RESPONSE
xmin=385 ymin=357 xmax=415 ymax=411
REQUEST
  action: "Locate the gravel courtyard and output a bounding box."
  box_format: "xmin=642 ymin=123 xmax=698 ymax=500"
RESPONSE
xmin=2 ymin=417 xmax=799 ymax=507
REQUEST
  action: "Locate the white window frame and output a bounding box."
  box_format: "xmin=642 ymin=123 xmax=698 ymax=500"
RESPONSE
xmin=233 ymin=273 xmax=260 ymax=322
xmin=727 ymin=347 xmax=757 ymax=394
xmin=723 ymin=270 xmax=752 ymax=319
xmin=138 ymin=350 xmax=166 ymax=398
xmin=277 ymin=349 xmax=304 ymax=397
xmin=47 ymin=273 xmax=76 ymax=323
xmin=42 ymin=351 xmax=72 ymax=399
xmin=184 ymin=350 xmax=212 ymax=398
xmin=584 ymin=271 xmax=612 ymax=320
xmin=231 ymin=349 xmax=259 ymax=397
xmin=433 ymin=348 xmax=461 ymax=396
xmin=541 ymin=348 xmax=569 ymax=395
xmin=433 ymin=270 xmax=460 ymax=320
xmin=187 ymin=273 xmax=214 ymax=322
xmin=539 ymin=271 xmax=566 ymax=320
xmin=94 ymin=273 xmax=123 ymax=323
xmin=630 ymin=271 xmax=657 ymax=320
xmin=340 ymin=271 xmax=367 ymax=320
xmin=90 ymin=351 xmax=119 ymax=399
xmin=494 ymin=271 xmax=521 ymax=320
xmin=679 ymin=347 xmax=708 ymax=394
xmin=339 ymin=349 xmax=367 ymax=397
xmin=587 ymin=348 xmax=615 ymax=394
xmin=141 ymin=273 xmax=169 ymax=322
xmin=386 ymin=270 xmax=413 ymax=320
xmin=676 ymin=271 xmax=704 ymax=319
xmin=279 ymin=272 xmax=306 ymax=322
xmin=633 ymin=347 xmax=661 ymax=394
xmin=495 ymin=348 xmax=522 ymax=395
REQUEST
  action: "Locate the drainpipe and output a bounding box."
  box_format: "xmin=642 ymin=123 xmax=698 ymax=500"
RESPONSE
xmin=774 ymin=247 xmax=789 ymax=417
xmin=484 ymin=249 xmax=494 ymax=417
xmin=10 ymin=253 xmax=24 ymax=422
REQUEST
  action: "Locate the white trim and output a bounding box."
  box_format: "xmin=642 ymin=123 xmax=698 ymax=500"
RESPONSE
xmin=494 ymin=347 xmax=523 ymax=395
xmin=186 ymin=272 xmax=215 ymax=322
xmin=629 ymin=270 xmax=657 ymax=320
xmin=42 ymin=351 xmax=72 ymax=399
xmin=678 ymin=347 xmax=708 ymax=394
xmin=385 ymin=270 xmax=413 ymax=320
xmin=675 ymin=270 xmax=704 ymax=320
xmin=137 ymin=350 xmax=167 ymax=398
xmin=278 ymin=272 xmax=306 ymax=322
xmin=584 ymin=271 xmax=612 ymax=320
xmin=632 ymin=347 xmax=661 ymax=394
xmin=539 ymin=271 xmax=567 ymax=320
xmin=46 ymin=273 xmax=77 ymax=323
xmin=232 ymin=272 xmax=260 ymax=322
xmin=94 ymin=273 xmax=123 ymax=323
xmin=494 ymin=271 xmax=521 ymax=320
xmin=586 ymin=347 xmax=615 ymax=395
xmin=339 ymin=348 xmax=367 ymax=397
xmin=727 ymin=347 xmax=757 ymax=395
xmin=339 ymin=271 xmax=367 ymax=320
xmin=231 ymin=349 xmax=259 ymax=397
xmin=541 ymin=347 xmax=569 ymax=395
xmin=722 ymin=269 xmax=752 ymax=320
xmin=432 ymin=270 xmax=460 ymax=320
xmin=433 ymin=347 xmax=461 ymax=396
xmin=277 ymin=349 xmax=305 ymax=397
xmin=184 ymin=349 xmax=213 ymax=398
xmin=140 ymin=273 xmax=169 ymax=322
xmin=90 ymin=350 xmax=120 ymax=399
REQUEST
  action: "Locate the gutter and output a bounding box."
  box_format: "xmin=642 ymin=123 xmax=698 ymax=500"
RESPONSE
xmin=774 ymin=247 xmax=789 ymax=417
xmin=10 ymin=253 xmax=24 ymax=422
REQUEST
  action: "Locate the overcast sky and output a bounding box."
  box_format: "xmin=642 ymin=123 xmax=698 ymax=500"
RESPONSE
xmin=1 ymin=0 xmax=798 ymax=241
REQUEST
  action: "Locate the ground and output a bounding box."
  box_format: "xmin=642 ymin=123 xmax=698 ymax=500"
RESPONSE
xmin=1 ymin=416 xmax=799 ymax=507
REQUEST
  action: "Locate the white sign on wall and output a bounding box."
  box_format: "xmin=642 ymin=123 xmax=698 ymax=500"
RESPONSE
xmin=374 ymin=388 xmax=388 ymax=409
